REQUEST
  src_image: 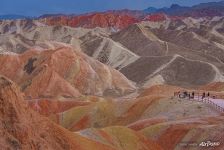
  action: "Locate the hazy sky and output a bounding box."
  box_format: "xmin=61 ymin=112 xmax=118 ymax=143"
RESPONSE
xmin=0 ymin=0 xmax=220 ymax=16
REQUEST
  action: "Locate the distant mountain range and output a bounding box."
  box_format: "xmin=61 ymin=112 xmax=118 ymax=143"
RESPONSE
xmin=144 ymin=0 xmax=224 ymax=17
xmin=1 ymin=1 xmax=224 ymax=20
xmin=0 ymin=14 xmax=30 ymax=20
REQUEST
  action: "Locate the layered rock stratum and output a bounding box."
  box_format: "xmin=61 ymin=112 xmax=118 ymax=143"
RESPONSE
xmin=1 ymin=3 xmax=224 ymax=149
xmin=1 ymin=17 xmax=224 ymax=88
xmin=0 ymin=45 xmax=135 ymax=98
xmin=0 ymin=76 xmax=114 ymax=150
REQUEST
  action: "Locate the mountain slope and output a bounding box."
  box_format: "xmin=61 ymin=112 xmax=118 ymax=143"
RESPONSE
xmin=0 ymin=75 xmax=116 ymax=150
xmin=80 ymin=31 xmax=139 ymax=69
xmin=1 ymin=17 xmax=224 ymax=88
xmin=0 ymin=44 xmax=136 ymax=98
xmin=0 ymin=19 xmax=138 ymax=70
xmin=111 ymin=22 xmax=224 ymax=87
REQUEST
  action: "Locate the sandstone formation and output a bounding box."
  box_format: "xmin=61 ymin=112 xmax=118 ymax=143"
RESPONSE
xmin=1 ymin=2 xmax=224 ymax=149
xmin=0 ymin=76 xmax=116 ymax=150
xmin=0 ymin=45 xmax=135 ymax=99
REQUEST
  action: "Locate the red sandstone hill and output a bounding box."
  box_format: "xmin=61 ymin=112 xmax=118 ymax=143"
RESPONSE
xmin=0 ymin=75 xmax=163 ymax=150
xmin=41 ymin=13 xmax=139 ymax=29
xmin=0 ymin=45 xmax=136 ymax=99
xmin=38 ymin=1 xmax=224 ymax=30
xmin=2 ymin=74 xmax=223 ymax=150
xmin=24 ymin=83 xmax=224 ymax=150
xmin=40 ymin=13 xmax=187 ymax=29
xmin=0 ymin=76 xmax=117 ymax=150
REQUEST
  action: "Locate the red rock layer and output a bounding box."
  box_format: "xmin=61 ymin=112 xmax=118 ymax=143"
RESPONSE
xmin=42 ymin=13 xmax=139 ymax=29
xmin=0 ymin=76 xmax=115 ymax=150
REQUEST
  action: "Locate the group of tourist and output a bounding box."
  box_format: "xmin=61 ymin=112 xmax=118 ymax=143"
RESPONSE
xmin=174 ymin=91 xmax=213 ymax=100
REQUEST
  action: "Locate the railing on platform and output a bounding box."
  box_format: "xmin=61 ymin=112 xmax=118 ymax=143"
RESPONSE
xmin=174 ymin=92 xmax=224 ymax=113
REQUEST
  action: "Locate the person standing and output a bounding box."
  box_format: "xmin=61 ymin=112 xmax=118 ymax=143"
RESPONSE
xmin=184 ymin=91 xmax=187 ymax=98
xmin=202 ymin=92 xmax=205 ymax=100
xmin=207 ymin=92 xmax=210 ymax=100
xmin=192 ymin=92 xmax=195 ymax=99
